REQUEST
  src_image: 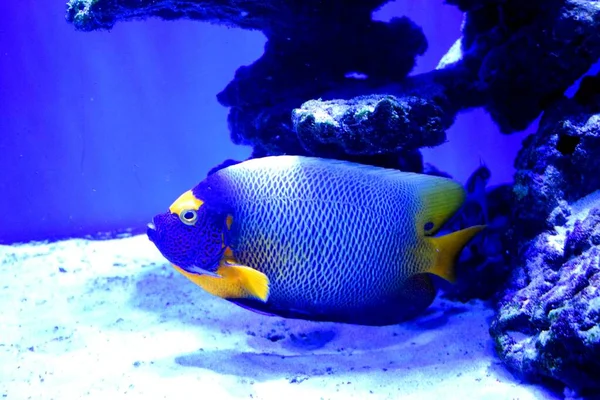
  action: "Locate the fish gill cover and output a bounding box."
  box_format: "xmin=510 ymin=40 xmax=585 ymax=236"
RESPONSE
xmin=65 ymin=0 xmax=600 ymax=395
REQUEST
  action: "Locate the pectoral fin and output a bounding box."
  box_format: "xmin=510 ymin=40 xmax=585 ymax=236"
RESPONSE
xmin=219 ymin=262 xmax=270 ymax=302
xmin=172 ymin=259 xmax=270 ymax=302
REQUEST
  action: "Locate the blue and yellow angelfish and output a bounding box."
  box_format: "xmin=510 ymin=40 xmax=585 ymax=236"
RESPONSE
xmin=147 ymin=156 xmax=484 ymax=326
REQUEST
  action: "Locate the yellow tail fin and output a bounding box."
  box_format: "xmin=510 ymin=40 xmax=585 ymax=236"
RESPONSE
xmin=426 ymin=225 xmax=486 ymax=283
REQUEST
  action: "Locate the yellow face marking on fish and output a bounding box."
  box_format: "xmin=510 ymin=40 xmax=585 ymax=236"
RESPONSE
xmin=169 ymin=190 xmax=204 ymax=214
xmin=169 ymin=190 xmax=204 ymax=225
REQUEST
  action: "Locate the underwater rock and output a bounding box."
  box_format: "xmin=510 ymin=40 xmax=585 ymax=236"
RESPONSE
xmin=512 ymin=82 xmax=600 ymax=238
xmin=491 ymin=74 xmax=600 ymax=394
xmin=66 ymin=0 xmax=388 ymax=35
xmin=456 ymin=0 xmax=600 ymax=133
xmin=292 ymin=94 xmax=446 ymax=156
xmin=282 ymin=66 xmax=479 ymax=166
xmin=66 ymin=0 xmax=429 ymax=168
xmin=289 ymin=0 xmax=600 ymax=155
xmin=491 ymin=204 xmax=600 ymax=394
xmin=66 ymin=0 xmax=600 ymax=169
xmin=217 ymin=16 xmax=429 ymax=162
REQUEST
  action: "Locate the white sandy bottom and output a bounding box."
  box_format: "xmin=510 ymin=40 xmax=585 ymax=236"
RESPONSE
xmin=1 ymin=235 xmax=559 ymax=400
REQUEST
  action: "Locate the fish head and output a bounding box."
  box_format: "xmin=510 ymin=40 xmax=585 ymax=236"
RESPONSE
xmin=147 ymin=189 xmax=226 ymax=275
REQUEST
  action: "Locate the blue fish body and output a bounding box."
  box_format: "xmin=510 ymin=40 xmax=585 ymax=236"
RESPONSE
xmin=149 ymin=156 xmax=484 ymax=325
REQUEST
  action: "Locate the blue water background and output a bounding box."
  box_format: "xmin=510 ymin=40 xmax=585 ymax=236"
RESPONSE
xmin=0 ymin=1 xmax=531 ymax=244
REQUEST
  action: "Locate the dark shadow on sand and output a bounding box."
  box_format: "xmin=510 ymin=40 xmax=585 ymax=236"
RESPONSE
xmin=131 ymin=264 xmax=484 ymax=382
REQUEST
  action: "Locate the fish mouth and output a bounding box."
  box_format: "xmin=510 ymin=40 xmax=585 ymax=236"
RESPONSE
xmin=147 ymin=222 xmax=156 ymax=230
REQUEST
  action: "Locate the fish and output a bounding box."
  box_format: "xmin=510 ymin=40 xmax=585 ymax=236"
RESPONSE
xmin=463 ymin=159 xmax=491 ymax=224
xmin=147 ymin=155 xmax=485 ymax=326
xmin=440 ymin=160 xmax=491 ymax=261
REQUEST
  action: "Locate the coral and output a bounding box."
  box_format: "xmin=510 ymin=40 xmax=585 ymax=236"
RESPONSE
xmin=512 ymin=81 xmax=600 ymax=238
xmin=490 ymin=74 xmax=600 ymax=394
xmin=292 ymin=94 xmax=447 ymax=156
xmin=456 ymin=0 xmax=600 ymax=133
xmin=491 ymin=206 xmax=600 ymax=394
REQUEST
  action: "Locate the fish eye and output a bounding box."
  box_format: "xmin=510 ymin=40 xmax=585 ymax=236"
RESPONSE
xmin=180 ymin=209 xmax=198 ymax=225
